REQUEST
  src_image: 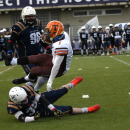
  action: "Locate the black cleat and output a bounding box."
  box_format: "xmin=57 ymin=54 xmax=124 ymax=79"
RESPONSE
xmin=2 ymin=50 xmax=11 ymax=66
xmin=12 ymin=77 xmax=27 ymax=84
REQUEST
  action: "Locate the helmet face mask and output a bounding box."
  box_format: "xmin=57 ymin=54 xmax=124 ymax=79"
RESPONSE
xmin=9 ymin=87 xmax=27 ymax=105
xmin=21 ymin=6 xmax=36 ymax=25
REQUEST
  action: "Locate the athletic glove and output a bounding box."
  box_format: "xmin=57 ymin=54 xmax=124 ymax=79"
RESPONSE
xmin=46 ymin=81 xmax=53 ymax=92
xmin=34 ymin=111 xmax=41 ymax=120
xmin=53 ymin=109 xmax=63 ymax=119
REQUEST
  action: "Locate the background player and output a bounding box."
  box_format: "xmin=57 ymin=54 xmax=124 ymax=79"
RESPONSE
xmin=3 ymin=21 xmax=73 ymax=92
xmin=5 ymin=6 xmax=51 ymax=87
xmin=80 ymin=26 xmax=89 ymax=56
xmin=7 ymin=77 xmax=100 ymax=122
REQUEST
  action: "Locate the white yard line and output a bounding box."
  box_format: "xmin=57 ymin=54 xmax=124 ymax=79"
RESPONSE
xmin=0 ymin=66 xmax=16 ymax=74
xmin=110 ymin=56 xmax=130 ymax=66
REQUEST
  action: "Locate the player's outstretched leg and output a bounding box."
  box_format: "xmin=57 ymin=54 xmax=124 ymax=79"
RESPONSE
xmin=72 ymin=104 xmax=100 ymax=114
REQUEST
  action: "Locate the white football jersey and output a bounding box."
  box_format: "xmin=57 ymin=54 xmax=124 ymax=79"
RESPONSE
xmin=52 ymin=32 xmax=73 ymax=74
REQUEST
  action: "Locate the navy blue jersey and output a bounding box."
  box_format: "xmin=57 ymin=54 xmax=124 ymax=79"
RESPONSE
xmin=7 ymin=85 xmax=45 ymax=116
xmin=103 ymin=32 xmax=110 ymax=41
xmin=80 ymin=31 xmax=88 ymax=41
xmin=125 ymin=28 xmax=130 ymax=39
xmin=113 ymin=29 xmax=122 ymax=36
xmin=12 ymin=19 xmax=42 ymax=57
xmin=97 ymin=31 xmax=103 ymax=41
xmin=90 ymin=31 xmax=98 ymax=40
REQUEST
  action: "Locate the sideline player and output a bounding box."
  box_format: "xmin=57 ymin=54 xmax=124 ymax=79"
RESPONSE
xmin=3 ymin=21 xmax=73 ymax=92
xmin=80 ymin=26 xmax=89 ymax=56
xmin=7 ymin=77 xmax=100 ymax=122
xmin=5 ymin=6 xmax=51 ymax=87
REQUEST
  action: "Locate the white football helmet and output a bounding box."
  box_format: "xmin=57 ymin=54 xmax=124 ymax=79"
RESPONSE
xmin=105 ymin=26 xmax=110 ymax=33
xmin=98 ymin=26 xmax=102 ymax=29
xmin=127 ymin=23 xmax=130 ymax=26
xmin=114 ymin=24 xmax=118 ymax=28
xmin=109 ymin=24 xmax=113 ymax=27
xmin=21 ymin=6 xmax=36 ymax=25
xmin=9 ymin=87 xmax=27 ymax=105
xmin=81 ymin=26 xmax=86 ymax=30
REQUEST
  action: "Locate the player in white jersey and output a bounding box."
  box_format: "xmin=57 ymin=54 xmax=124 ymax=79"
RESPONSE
xmin=3 ymin=21 xmax=73 ymax=92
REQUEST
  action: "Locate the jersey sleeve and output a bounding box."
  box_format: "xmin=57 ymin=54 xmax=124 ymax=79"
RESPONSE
xmin=21 ymin=85 xmax=35 ymax=98
xmin=7 ymin=101 xmax=20 ymax=114
xmin=12 ymin=24 xmax=22 ymax=35
xmin=55 ymin=47 xmax=68 ymax=55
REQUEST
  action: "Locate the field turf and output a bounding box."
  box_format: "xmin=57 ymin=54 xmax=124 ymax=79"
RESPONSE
xmin=0 ymin=53 xmax=130 ymax=130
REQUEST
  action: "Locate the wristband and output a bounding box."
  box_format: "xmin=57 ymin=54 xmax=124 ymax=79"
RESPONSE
xmin=48 ymin=104 xmax=56 ymax=111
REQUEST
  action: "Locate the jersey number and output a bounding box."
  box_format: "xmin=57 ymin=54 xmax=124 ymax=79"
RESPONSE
xmin=26 ymin=101 xmax=37 ymax=116
xmin=30 ymin=32 xmax=41 ymax=44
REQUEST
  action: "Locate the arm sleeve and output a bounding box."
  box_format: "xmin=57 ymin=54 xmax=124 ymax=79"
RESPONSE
xmin=34 ymin=93 xmax=56 ymax=111
xmin=14 ymin=111 xmax=35 ymax=122
xmin=48 ymin=55 xmax=64 ymax=83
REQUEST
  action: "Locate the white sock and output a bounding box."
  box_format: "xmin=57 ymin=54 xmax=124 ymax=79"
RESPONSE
xmin=24 ymin=74 xmax=30 ymax=81
xmin=81 ymin=49 xmax=83 ymax=55
xmin=68 ymin=83 xmax=74 ymax=89
xmin=112 ymin=48 xmax=114 ymax=53
xmin=11 ymin=58 xmax=17 ymax=65
xmin=86 ymin=49 xmax=88 ymax=55
xmin=115 ymin=47 xmax=118 ymax=53
xmin=81 ymin=107 xmax=88 ymax=113
xmin=34 ymin=76 xmax=48 ymax=91
xmin=125 ymin=47 xmax=127 ymax=52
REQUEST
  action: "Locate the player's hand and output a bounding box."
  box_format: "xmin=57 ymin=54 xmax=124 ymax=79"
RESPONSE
xmin=102 ymin=41 xmax=104 ymax=44
xmin=34 ymin=111 xmax=40 ymax=120
xmin=53 ymin=109 xmax=63 ymax=119
xmin=46 ymin=81 xmax=53 ymax=92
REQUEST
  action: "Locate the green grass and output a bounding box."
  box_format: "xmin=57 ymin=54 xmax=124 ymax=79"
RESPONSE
xmin=0 ymin=53 xmax=130 ymax=130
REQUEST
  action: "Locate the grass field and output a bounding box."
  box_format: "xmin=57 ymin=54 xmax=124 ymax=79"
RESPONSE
xmin=0 ymin=53 xmax=130 ymax=130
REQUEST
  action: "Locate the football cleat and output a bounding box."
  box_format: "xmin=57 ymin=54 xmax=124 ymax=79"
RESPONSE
xmin=110 ymin=53 xmax=115 ymax=55
xmin=70 ymin=77 xmax=83 ymax=86
xmin=12 ymin=77 xmax=27 ymax=84
xmin=88 ymin=104 xmax=100 ymax=113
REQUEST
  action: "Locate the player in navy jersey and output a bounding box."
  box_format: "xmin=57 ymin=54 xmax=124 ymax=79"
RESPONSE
xmin=80 ymin=26 xmax=89 ymax=56
xmin=7 ymin=77 xmax=100 ymax=122
xmin=90 ymin=26 xmax=99 ymax=56
xmin=113 ymin=25 xmax=123 ymax=55
xmin=97 ymin=26 xmax=103 ymax=55
xmin=123 ymin=23 xmax=130 ymax=53
xmin=101 ymin=27 xmax=111 ymax=56
xmin=109 ymin=24 xmax=115 ymax=55
xmin=5 ymin=6 xmax=51 ymax=87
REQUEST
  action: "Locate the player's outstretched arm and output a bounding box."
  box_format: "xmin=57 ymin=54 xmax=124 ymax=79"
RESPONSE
xmin=46 ymin=55 xmax=64 ymax=91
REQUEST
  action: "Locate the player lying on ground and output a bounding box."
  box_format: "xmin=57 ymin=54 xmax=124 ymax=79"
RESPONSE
xmin=7 ymin=77 xmax=100 ymax=122
xmin=2 ymin=20 xmax=73 ymax=92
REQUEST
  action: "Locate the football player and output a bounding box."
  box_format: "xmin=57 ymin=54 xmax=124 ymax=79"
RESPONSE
xmin=101 ymin=27 xmax=111 ymax=56
xmin=97 ymin=26 xmax=103 ymax=55
xmin=5 ymin=6 xmax=51 ymax=87
xmin=109 ymin=24 xmax=115 ymax=55
xmin=3 ymin=20 xmax=73 ymax=92
xmin=7 ymin=77 xmax=100 ymax=122
xmin=90 ymin=26 xmax=99 ymax=56
xmin=80 ymin=26 xmax=89 ymax=56
xmin=123 ymin=23 xmax=130 ymax=53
